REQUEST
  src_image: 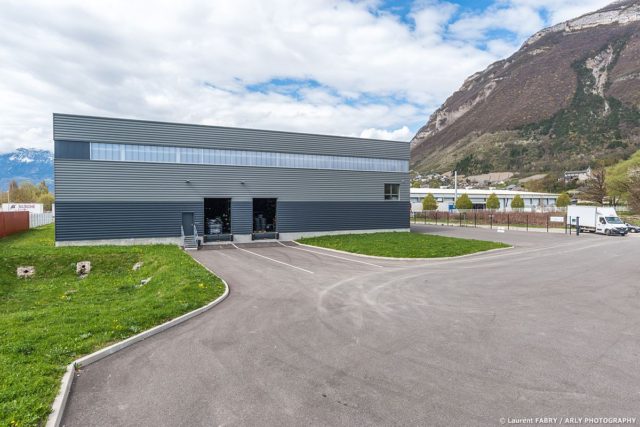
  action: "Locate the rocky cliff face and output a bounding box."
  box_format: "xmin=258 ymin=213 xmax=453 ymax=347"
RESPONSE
xmin=411 ymin=0 xmax=640 ymax=175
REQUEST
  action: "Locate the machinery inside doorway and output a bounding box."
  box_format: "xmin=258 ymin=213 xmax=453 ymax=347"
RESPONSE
xmin=253 ymin=198 xmax=278 ymax=240
xmin=204 ymin=198 xmax=232 ymax=242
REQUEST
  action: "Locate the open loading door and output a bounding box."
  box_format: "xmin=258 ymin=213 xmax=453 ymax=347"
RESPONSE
xmin=253 ymin=198 xmax=278 ymax=240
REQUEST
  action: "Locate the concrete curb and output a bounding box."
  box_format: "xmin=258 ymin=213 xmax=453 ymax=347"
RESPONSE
xmin=45 ymin=263 xmax=229 ymax=427
xmin=410 ymin=222 xmax=568 ymax=234
xmin=293 ymin=241 xmax=513 ymax=261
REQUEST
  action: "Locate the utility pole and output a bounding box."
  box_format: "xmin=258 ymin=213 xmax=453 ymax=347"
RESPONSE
xmin=454 ymin=170 xmax=458 ymax=206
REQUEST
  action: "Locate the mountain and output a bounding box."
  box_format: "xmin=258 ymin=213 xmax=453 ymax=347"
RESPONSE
xmin=411 ymin=0 xmax=640 ymax=176
xmin=0 ymin=148 xmax=54 ymax=190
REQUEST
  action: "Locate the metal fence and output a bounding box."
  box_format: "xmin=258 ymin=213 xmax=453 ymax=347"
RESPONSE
xmin=411 ymin=210 xmax=569 ymax=233
xmin=29 ymin=212 xmax=55 ymax=228
xmin=0 ymin=211 xmax=29 ymax=238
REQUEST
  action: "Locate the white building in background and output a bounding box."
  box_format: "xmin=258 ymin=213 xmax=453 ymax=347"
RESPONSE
xmin=564 ymin=167 xmax=592 ymax=182
xmin=410 ymin=188 xmax=559 ymax=212
xmin=1 ymin=203 xmax=44 ymax=214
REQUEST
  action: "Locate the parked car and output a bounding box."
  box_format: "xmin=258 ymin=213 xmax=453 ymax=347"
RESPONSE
xmin=626 ymin=223 xmax=640 ymax=233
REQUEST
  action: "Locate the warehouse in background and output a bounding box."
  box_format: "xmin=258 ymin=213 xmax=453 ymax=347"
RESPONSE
xmin=410 ymin=188 xmax=559 ymax=212
xmin=53 ymin=114 xmax=410 ymax=247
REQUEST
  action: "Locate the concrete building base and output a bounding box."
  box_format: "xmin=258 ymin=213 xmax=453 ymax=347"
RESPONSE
xmin=55 ymin=229 xmax=410 ymax=247
xmin=55 ymin=237 xmax=183 ymax=247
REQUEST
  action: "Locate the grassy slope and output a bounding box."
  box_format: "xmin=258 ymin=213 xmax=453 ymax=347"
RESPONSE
xmin=298 ymin=232 xmax=509 ymax=258
xmin=1 ymin=225 xmax=225 ymax=427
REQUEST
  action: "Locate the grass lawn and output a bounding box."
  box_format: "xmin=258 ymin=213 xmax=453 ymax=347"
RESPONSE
xmin=298 ymin=232 xmax=509 ymax=258
xmin=1 ymin=225 xmax=225 ymax=427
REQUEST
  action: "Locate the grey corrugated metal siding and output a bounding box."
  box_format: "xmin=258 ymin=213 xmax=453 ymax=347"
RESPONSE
xmin=53 ymin=114 xmax=409 ymax=160
xmin=55 ymin=202 xmax=204 ymax=241
xmin=231 ymin=201 xmax=252 ymax=234
xmin=277 ymin=201 xmax=409 ymax=232
xmin=54 ymin=160 xmax=409 ymax=202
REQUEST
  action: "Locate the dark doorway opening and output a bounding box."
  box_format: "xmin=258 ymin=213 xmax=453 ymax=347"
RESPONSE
xmin=204 ymin=198 xmax=232 ymax=242
xmin=253 ymin=198 xmax=278 ymax=240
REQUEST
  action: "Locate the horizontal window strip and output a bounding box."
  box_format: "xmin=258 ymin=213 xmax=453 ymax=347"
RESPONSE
xmin=89 ymin=142 xmax=408 ymax=173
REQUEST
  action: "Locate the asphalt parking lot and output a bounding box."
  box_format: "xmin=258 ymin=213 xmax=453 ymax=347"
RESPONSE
xmin=63 ymin=227 xmax=640 ymax=426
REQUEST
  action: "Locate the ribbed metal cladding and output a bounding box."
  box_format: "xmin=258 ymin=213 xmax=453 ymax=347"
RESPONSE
xmin=54 ymin=160 xmax=409 ymax=202
xmin=55 ymin=202 xmax=204 ymax=241
xmin=231 ymin=201 xmax=252 ymax=234
xmin=276 ymin=201 xmax=409 ymax=232
xmin=53 ymin=114 xmax=409 ymax=160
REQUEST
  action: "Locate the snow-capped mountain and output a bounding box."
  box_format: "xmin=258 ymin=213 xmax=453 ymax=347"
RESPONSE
xmin=0 ymin=148 xmax=53 ymax=190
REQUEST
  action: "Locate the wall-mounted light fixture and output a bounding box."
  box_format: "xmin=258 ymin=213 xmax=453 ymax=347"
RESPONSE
xmin=185 ymin=179 xmax=191 ymax=183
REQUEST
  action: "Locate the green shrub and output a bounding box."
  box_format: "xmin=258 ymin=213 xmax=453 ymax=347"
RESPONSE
xmin=511 ymin=195 xmax=525 ymax=209
xmin=486 ymin=193 xmax=500 ymax=210
xmin=422 ymin=193 xmax=438 ymax=210
xmin=556 ymin=192 xmax=571 ymax=207
xmin=455 ymin=193 xmax=473 ymax=210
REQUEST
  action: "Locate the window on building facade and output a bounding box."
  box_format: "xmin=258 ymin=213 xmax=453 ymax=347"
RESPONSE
xmin=384 ymin=183 xmax=400 ymax=200
xmin=90 ymin=142 xmax=408 ymax=173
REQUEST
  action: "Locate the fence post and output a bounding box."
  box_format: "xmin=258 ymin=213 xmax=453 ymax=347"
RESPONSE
xmin=435 ymin=211 xmax=438 ymax=225
xmin=546 ymin=215 xmax=549 ymax=233
xmin=459 ymin=213 xmax=462 ymax=227
xmin=490 ymin=215 xmax=493 ymax=229
xmin=526 ymin=215 xmax=529 ymax=231
xmin=507 ymin=214 xmax=510 ymax=230
xmin=447 ymin=212 xmax=449 ymax=226
xmin=474 ymin=211 xmax=477 ymax=228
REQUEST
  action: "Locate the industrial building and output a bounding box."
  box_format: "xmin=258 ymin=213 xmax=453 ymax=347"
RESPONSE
xmin=53 ymin=114 xmax=410 ymax=246
xmin=410 ymin=188 xmax=559 ymax=212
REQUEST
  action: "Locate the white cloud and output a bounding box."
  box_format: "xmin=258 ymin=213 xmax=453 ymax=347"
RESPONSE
xmin=360 ymin=126 xmax=413 ymax=141
xmin=0 ymin=0 xmax=613 ymax=153
xmin=449 ymin=4 xmax=545 ymax=41
xmin=508 ymin=0 xmax=612 ymax=25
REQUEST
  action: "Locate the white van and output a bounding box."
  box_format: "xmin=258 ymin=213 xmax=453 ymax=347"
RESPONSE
xmin=567 ymin=206 xmax=628 ymax=236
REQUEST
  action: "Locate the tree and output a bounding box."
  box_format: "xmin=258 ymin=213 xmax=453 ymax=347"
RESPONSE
xmin=37 ymin=193 xmax=55 ymax=211
xmin=2 ymin=180 xmax=54 ymax=207
xmin=581 ymin=168 xmax=607 ymax=205
xmin=37 ymin=180 xmax=49 ymax=195
xmin=427 ymin=178 xmax=441 ymax=188
xmin=606 ymin=149 xmax=640 ymax=204
xmin=556 ymin=192 xmax=571 ymax=207
xmin=422 ymin=193 xmax=437 ymax=210
xmin=411 ymin=180 xmax=421 ymax=188
xmin=486 ymin=193 xmax=500 ymax=210
xmin=511 ymin=195 xmax=525 ymax=209
xmin=10 ymin=181 xmax=39 ymax=203
xmin=627 ymin=169 xmax=640 ymax=213
xmin=455 ymin=193 xmax=473 ymax=210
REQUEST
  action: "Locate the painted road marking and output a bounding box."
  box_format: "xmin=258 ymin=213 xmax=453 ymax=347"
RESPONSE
xmin=231 ymin=244 xmax=315 ymax=274
xmin=279 ymin=242 xmax=384 ymax=268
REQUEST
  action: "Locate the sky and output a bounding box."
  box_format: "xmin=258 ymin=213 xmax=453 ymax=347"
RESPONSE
xmin=0 ymin=0 xmax=613 ymax=153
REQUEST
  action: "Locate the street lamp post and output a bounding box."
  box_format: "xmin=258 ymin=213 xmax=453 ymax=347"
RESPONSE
xmin=454 ymin=170 xmax=458 ymax=207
